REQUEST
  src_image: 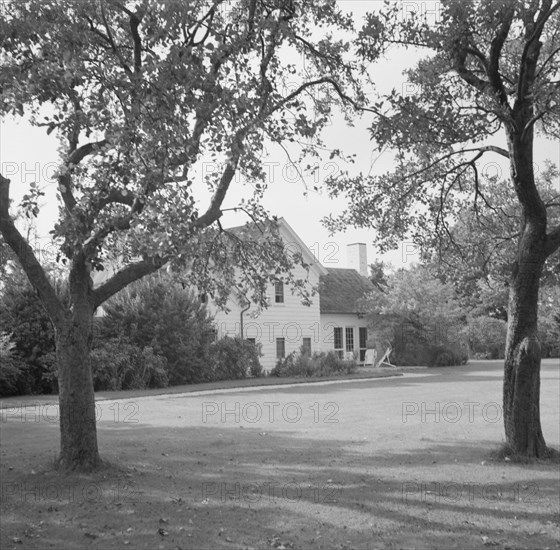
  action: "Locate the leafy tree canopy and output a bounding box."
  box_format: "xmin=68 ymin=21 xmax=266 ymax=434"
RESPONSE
xmin=324 ymin=0 xmax=560 ymax=257
xmin=361 ymin=265 xmax=466 ymax=340
xmin=422 ymin=165 xmax=560 ymax=316
xmin=0 ymin=0 xmax=362 ymax=316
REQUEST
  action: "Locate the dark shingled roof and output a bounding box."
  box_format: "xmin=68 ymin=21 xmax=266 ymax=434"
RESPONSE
xmin=319 ymin=268 xmax=376 ymax=314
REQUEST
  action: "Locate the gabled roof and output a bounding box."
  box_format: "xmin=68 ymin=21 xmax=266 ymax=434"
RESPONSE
xmin=319 ymin=268 xmax=375 ymax=314
xmin=226 ymin=217 xmax=327 ymax=277
xmin=277 ymin=218 xmax=328 ymax=276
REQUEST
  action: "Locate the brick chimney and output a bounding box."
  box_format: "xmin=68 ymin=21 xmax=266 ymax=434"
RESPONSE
xmin=347 ymin=243 xmax=368 ymax=277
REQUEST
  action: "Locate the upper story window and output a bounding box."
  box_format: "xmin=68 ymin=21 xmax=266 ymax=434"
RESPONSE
xmin=274 ymin=281 xmax=284 ymax=303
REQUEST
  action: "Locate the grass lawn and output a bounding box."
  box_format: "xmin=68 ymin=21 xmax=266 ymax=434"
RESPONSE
xmin=1 ymin=359 xmax=559 ymax=550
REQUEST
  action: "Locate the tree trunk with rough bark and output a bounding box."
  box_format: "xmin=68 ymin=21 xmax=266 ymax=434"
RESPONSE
xmin=503 ymin=218 xmax=549 ymax=457
xmin=55 ymin=260 xmax=101 ymax=471
xmin=55 ymin=311 xmax=100 ymax=470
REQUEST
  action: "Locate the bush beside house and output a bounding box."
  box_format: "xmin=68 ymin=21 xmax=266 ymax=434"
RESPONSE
xmin=2 ymin=259 xmax=555 ymax=396
xmin=1 ymin=270 xmax=264 ymax=396
xmin=206 ymin=337 xmax=263 ymax=381
xmin=89 ymin=338 xmax=169 ymax=391
xmin=271 ymin=348 xmax=357 ymax=377
xmin=97 ymin=275 xmax=217 ymax=385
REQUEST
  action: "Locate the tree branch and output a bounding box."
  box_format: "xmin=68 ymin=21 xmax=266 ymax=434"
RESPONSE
xmin=400 ymin=145 xmax=509 ymax=188
xmin=535 ymin=45 xmax=560 ymax=80
xmin=465 ymin=46 xmax=489 ymax=72
xmin=59 ymin=140 xmax=107 ymax=212
xmin=184 ymin=1 xmax=218 ymax=47
xmin=191 ymin=70 xmax=332 ymax=230
xmin=453 ymin=45 xmax=491 ymax=94
xmin=83 ymin=194 xmax=145 ymax=256
xmin=521 ymin=110 xmax=547 ymax=141
xmin=476 ymin=145 xmax=510 ymax=158
xmin=84 ymin=168 xmax=164 ymax=257
xmin=193 ymin=155 xmax=241 ymax=229
xmin=128 ymin=10 xmax=143 ymax=73
xmin=0 ymin=174 xmax=66 ymax=323
xmin=92 ymin=255 xmax=167 ymax=307
xmin=69 ymin=139 xmax=107 ymax=165
xmin=517 ymin=0 xmax=560 ymax=102
xmin=488 ymin=4 xmax=514 ymax=106
xmin=99 ymin=1 xmax=132 ymax=75
xmin=266 ymin=76 xmax=358 ymax=117
xmin=174 ymin=80 xmax=352 ymax=234
xmin=96 ymin=188 xmax=136 ymax=210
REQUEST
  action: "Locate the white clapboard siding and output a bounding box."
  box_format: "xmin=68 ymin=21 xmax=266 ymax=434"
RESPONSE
xmin=212 ymin=261 xmax=322 ymax=371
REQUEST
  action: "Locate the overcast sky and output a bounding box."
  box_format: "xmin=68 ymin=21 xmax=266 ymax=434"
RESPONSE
xmin=1 ymin=1 xmax=559 ymax=273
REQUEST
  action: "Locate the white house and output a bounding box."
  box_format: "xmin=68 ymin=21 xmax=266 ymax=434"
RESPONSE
xmin=211 ymin=219 xmax=375 ymax=371
xmin=92 ymin=218 xmax=376 ymax=372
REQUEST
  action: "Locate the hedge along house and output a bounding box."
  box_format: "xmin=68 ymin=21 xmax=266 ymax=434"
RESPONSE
xmin=211 ymin=219 xmax=376 ymax=371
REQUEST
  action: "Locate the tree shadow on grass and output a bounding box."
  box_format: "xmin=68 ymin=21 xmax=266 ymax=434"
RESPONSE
xmin=110 ymin=424 xmax=560 ymax=549
xmin=2 ymin=419 xmax=559 ymax=550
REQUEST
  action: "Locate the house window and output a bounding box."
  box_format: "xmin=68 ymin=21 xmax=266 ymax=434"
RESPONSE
xmin=200 ymin=293 xmax=207 ymax=303
xmin=274 ymin=281 xmax=284 ymax=303
xmin=302 ymin=337 xmax=312 ymax=355
xmin=359 ymin=327 xmax=368 ymax=362
xmin=247 ymin=338 xmax=256 ymax=345
xmin=276 ymin=338 xmax=286 ymax=359
xmin=345 ymin=327 xmax=354 ymax=353
xmin=334 ymin=327 xmax=343 ymax=358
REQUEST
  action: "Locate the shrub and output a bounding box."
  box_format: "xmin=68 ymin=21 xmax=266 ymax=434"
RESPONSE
xmin=0 ymin=333 xmax=28 ymax=397
xmin=89 ymin=338 xmax=169 ymax=391
xmin=427 ymin=343 xmax=469 ymax=367
xmin=0 ymin=265 xmax=64 ymax=394
xmin=206 ymin=337 xmax=263 ymax=381
xmin=467 ymin=316 xmax=507 ymax=359
xmin=382 ymin=320 xmax=469 ymax=367
xmin=99 ymin=274 xmax=215 ymax=385
xmin=271 ymin=351 xmax=311 ymax=377
xmin=390 ymin=339 xmax=468 ymax=367
xmin=271 ymin=348 xmax=357 ymax=377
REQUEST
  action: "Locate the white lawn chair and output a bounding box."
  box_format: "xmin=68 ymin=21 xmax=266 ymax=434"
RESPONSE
xmin=376 ymin=346 xmax=395 ymax=368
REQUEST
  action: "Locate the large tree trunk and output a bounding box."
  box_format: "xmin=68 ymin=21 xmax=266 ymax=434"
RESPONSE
xmin=55 ymin=299 xmax=100 ymax=470
xmin=503 ymin=223 xmax=548 ymax=458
